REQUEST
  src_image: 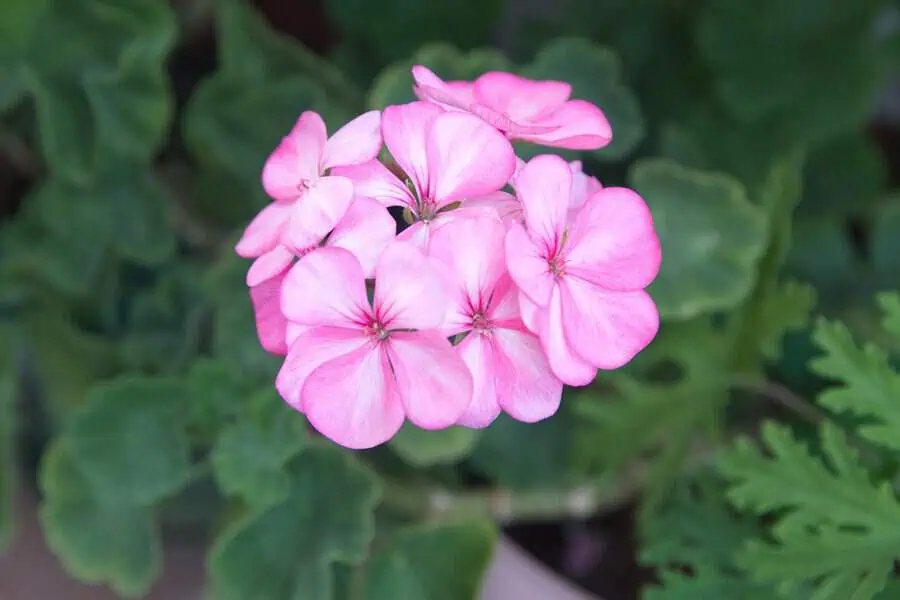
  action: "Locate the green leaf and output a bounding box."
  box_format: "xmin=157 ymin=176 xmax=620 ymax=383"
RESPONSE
xmin=808 ymin=311 xmax=900 ymax=453
xmin=752 ymin=280 xmax=817 ymax=361
xmin=871 ymin=199 xmax=900 ymax=285
xmin=64 ymin=376 xmax=192 ymax=506
xmin=718 ymin=421 xmax=900 ymax=600
xmin=876 ymin=293 xmax=900 ymax=340
xmin=785 ymin=217 xmax=859 ymax=307
xmin=389 ymin=423 xmax=480 ymax=467
xmin=368 ymin=43 xmax=512 ymax=110
xmin=208 ymin=444 xmax=380 ymax=600
xmin=0 ymin=374 xmax=15 ymax=551
xmin=800 ymin=133 xmax=887 ymax=216
xmin=211 ymin=389 xmax=307 ymax=508
xmin=695 ymin=0 xmax=883 ymax=145
xmin=39 ymin=442 xmax=161 ymax=597
xmin=0 ymin=0 xmax=48 ymax=59
xmin=363 ymin=521 xmax=497 ymax=600
xmin=20 ymin=0 xmax=176 ymax=181
xmin=185 ymin=357 xmax=267 ymax=440
xmin=522 ymin=38 xmax=645 ymax=161
xmin=628 ymin=159 xmax=768 ymax=320
xmin=326 ymin=0 xmax=504 ymax=66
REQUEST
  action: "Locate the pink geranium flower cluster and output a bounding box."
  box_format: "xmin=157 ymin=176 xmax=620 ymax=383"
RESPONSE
xmin=236 ymin=67 xmax=662 ymax=450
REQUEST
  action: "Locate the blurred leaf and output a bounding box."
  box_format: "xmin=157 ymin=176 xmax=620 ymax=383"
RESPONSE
xmin=39 ymin=442 xmax=161 ymax=597
xmin=469 ymin=409 xmax=579 ymax=489
xmin=211 ymin=388 xmax=307 ymax=509
xmin=799 ymin=133 xmax=887 ymax=216
xmin=0 ymin=374 xmax=15 ymax=551
xmin=629 ymin=159 xmax=768 ymax=320
xmin=20 ymin=0 xmax=176 ymax=182
xmin=696 ymin=0 xmax=883 ymax=145
xmin=362 ymin=521 xmax=497 ymax=600
xmin=871 ymin=198 xmax=900 ymax=285
xmin=389 ymin=424 xmax=480 ymax=467
xmin=185 ymin=357 xmax=265 ymax=441
xmin=785 ymin=218 xmax=859 ymax=307
xmin=0 ymin=0 xmax=48 ymax=59
xmin=753 ymin=280 xmax=817 ymax=361
xmin=63 ymin=376 xmax=191 ymax=506
xmin=208 ymin=444 xmax=380 ymax=600
xmin=368 ymin=43 xmax=512 ymax=110
xmin=326 ymin=0 xmax=504 ymax=65
xmin=523 ymin=38 xmax=645 ymax=161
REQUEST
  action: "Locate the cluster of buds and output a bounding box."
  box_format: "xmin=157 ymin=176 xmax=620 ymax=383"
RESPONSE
xmin=236 ymin=67 xmax=661 ymax=449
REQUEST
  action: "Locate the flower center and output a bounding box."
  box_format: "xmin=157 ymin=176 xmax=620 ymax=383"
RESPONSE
xmin=472 ymin=312 xmax=492 ymax=335
xmin=296 ymin=178 xmax=312 ymax=191
xmin=365 ymin=320 xmax=390 ymax=342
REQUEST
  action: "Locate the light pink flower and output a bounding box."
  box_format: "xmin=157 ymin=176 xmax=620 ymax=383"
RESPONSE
xmin=510 ymin=157 xmax=603 ymax=220
xmin=246 ymin=197 xmax=395 ymax=356
xmin=430 ymin=215 xmax=563 ymax=427
xmin=333 ymin=101 xmax=516 ymax=248
xmin=275 ymin=242 xmax=473 ymax=449
xmin=412 ymin=67 xmax=612 ymax=151
xmin=235 ymin=110 xmax=382 ymax=259
xmin=505 ymin=155 xmax=661 ymax=385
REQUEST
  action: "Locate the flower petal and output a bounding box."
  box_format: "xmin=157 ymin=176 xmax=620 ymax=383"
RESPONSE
xmin=560 ymin=276 xmax=660 ymax=369
xmin=568 ymin=160 xmax=603 ymax=214
xmin=275 ymin=325 xmax=368 ymax=410
xmin=565 ymin=187 xmax=661 ymax=291
xmin=281 ymin=246 xmax=370 ymax=327
xmin=505 ymin=221 xmax=554 ymax=307
xmin=249 ymin=271 xmax=289 ymax=355
xmin=326 ymin=197 xmax=396 ymax=278
xmin=540 ymin=286 xmax=597 ymax=386
xmin=283 ymin=175 xmax=355 ymax=253
xmin=302 ymin=342 xmax=404 ymax=449
xmin=262 ymin=111 xmax=327 ymax=200
xmin=473 ymin=71 xmax=571 ymax=122
xmin=234 ymin=202 xmax=293 ymax=258
xmin=514 ymin=154 xmax=571 ymax=247
xmin=331 ymin=159 xmax=414 ymax=208
xmin=374 ymin=241 xmax=451 ymax=329
xmin=382 ymin=101 xmax=444 ymax=198
xmin=246 ymin=245 xmax=294 ymax=287
xmin=387 ymin=331 xmax=473 ymax=429
xmin=455 ymin=333 xmax=501 ymax=428
xmin=426 ymin=111 xmax=516 ymax=204
xmin=493 ymin=328 xmax=563 ymax=422
xmin=411 ymin=65 xmax=473 ymax=111
xmin=428 ymin=214 xmax=506 ymax=316
xmin=321 ymin=110 xmax=383 ymax=170
xmin=521 ymin=100 xmax=612 ymax=150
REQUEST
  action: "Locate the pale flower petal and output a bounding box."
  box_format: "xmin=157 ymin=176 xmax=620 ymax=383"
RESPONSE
xmin=281 ymin=247 xmax=370 ymax=327
xmin=382 ymin=101 xmax=444 ymax=198
xmin=473 ymin=71 xmax=571 ymax=122
xmin=522 ymin=100 xmax=613 ymax=150
xmin=246 ymin=245 xmax=293 ymax=287
xmin=539 ymin=286 xmax=597 ymax=386
xmin=282 ymin=175 xmax=355 ymax=253
xmin=249 ymin=271 xmax=289 ymax=356
xmin=387 ymin=331 xmax=473 ymax=429
xmin=331 ymin=159 xmax=414 ymax=208
xmin=455 ymin=333 xmax=502 ymax=428
xmin=234 ymin=201 xmax=293 ymax=258
xmin=493 ymin=328 xmax=563 ymax=422
xmin=302 ymin=343 xmax=405 ymax=449
xmin=262 ymin=111 xmax=327 ymax=200
xmin=373 ymin=241 xmax=451 ymax=330
xmin=411 ymin=65 xmax=473 ymax=111
xmin=514 ymin=154 xmax=571 ymax=247
xmin=505 ymin=222 xmax=555 ymax=307
xmin=320 ymin=110 xmax=383 ymax=170
xmin=327 ymin=197 xmax=396 ymax=278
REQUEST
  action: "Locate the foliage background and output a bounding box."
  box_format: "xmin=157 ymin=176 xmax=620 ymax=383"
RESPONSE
xmin=2 ymin=0 xmax=900 ymax=598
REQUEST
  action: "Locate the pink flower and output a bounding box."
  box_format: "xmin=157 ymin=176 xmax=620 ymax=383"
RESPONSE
xmin=275 ymin=242 xmax=474 ymax=450
xmin=333 ymin=101 xmax=516 ymax=248
xmin=510 ymin=157 xmax=603 ymax=220
xmin=429 ymin=215 xmax=563 ymax=427
xmin=412 ymin=67 xmax=612 ymax=151
xmin=235 ymin=110 xmax=382 ymax=259
xmin=246 ymin=197 xmax=396 ymax=356
xmin=505 ymin=155 xmax=661 ymax=385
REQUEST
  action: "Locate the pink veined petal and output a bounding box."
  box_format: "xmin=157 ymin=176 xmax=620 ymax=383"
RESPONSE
xmin=455 ymin=333 xmax=502 ymax=428
xmin=326 ymin=197 xmax=396 ymax=278
xmin=386 ymin=331 xmax=473 ymax=429
xmin=520 ymin=100 xmax=613 ymax=150
xmin=426 ymin=111 xmax=516 ymax=205
xmin=373 ymin=241 xmax=451 ymax=329
xmin=484 ymin=274 xmax=526 ymax=331
xmin=249 ymin=271 xmax=290 ymax=355
xmin=505 ymin=222 xmax=555 ymax=307
xmin=302 ymin=342 xmax=405 ymax=449
xmin=282 ymin=175 xmax=355 ymax=253
xmin=262 ymin=111 xmax=328 ymax=200
xmin=395 ymin=220 xmax=431 ymax=249
xmin=560 ymin=277 xmax=660 ymax=370
xmin=246 ymin=245 xmax=294 ymax=287
xmin=275 ymin=325 xmax=368 ymax=411
xmin=510 ymin=157 xmax=527 ymax=187
xmin=492 ymin=328 xmax=563 ymax=423
xmin=234 ymin=202 xmax=294 ymax=258
xmin=285 ymin=322 xmax=308 ymax=348
xmin=473 ymin=71 xmax=571 ymax=123
xmin=514 ymin=154 xmax=571 ymax=247
xmin=331 ymin=159 xmax=415 ymax=209
xmin=281 ymin=246 xmax=370 ymax=327
xmin=462 ymin=191 xmax=523 ymax=224
xmin=428 ymin=214 xmax=507 ymax=316
xmin=568 ymin=160 xmax=602 ymax=214
xmin=411 ymin=65 xmax=473 ymax=111
xmin=565 ymin=187 xmax=662 ymax=291
xmin=382 ymin=102 xmax=444 ymax=198
xmin=539 ymin=286 xmax=598 ymax=386
xmin=320 ymin=110 xmax=383 ymax=170
xmin=517 ymin=290 xmax=542 ymax=335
